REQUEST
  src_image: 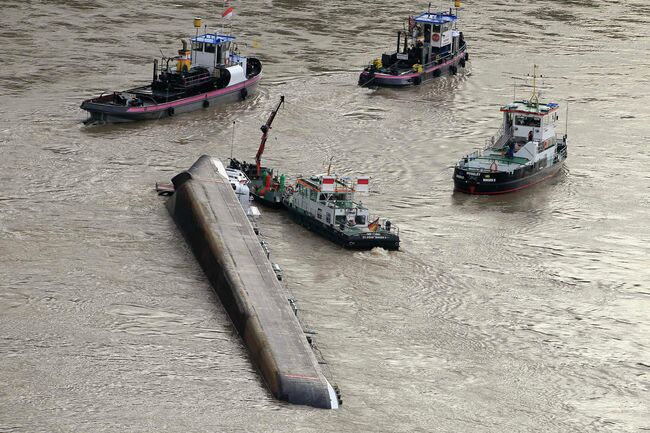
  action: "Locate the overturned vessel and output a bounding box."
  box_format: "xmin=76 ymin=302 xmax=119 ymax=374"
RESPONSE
xmin=358 ymin=1 xmax=468 ymax=87
xmin=453 ymin=72 xmax=568 ymax=194
xmin=160 ymin=155 xmax=339 ymax=408
xmin=283 ymin=174 xmax=400 ymax=250
xmin=229 ymin=96 xmax=287 ymax=207
xmin=81 ymin=17 xmax=262 ymax=123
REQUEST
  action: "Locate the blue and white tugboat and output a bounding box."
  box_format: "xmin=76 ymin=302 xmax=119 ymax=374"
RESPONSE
xmin=358 ymin=1 xmax=468 ymax=87
xmin=282 ymin=173 xmax=400 ymax=250
xmin=453 ymin=69 xmax=568 ymax=194
xmin=81 ymin=14 xmax=262 ymax=123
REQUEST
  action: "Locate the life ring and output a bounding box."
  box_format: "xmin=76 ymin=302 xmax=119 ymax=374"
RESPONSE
xmin=167 ymin=107 xmax=175 ymax=116
xmin=240 ymin=87 xmax=248 ymax=100
xmin=203 ymin=99 xmax=210 ymax=108
xmin=285 ymin=185 xmax=294 ymax=194
xmin=432 ymin=33 xmax=440 ymax=42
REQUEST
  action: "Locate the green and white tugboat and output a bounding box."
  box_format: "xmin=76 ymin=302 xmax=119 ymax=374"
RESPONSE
xmin=282 ymin=172 xmax=400 ymax=250
xmin=453 ymin=66 xmax=568 ymax=194
xmin=229 ymin=96 xmax=286 ymax=207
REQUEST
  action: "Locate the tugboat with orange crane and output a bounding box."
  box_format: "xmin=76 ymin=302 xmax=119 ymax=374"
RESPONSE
xmin=358 ymin=1 xmax=468 ymax=87
xmin=81 ymin=15 xmax=262 ymax=123
xmin=453 ymin=67 xmax=568 ymax=194
xmin=229 ymin=96 xmax=287 ymax=207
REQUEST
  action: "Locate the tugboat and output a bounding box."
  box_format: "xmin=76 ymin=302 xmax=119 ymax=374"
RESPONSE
xmin=453 ymin=68 xmax=568 ymax=194
xmin=282 ymin=173 xmax=400 ymax=250
xmin=358 ymin=1 xmax=468 ymax=87
xmin=81 ymin=16 xmax=262 ymax=123
xmin=228 ymin=96 xmax=286 ymax=207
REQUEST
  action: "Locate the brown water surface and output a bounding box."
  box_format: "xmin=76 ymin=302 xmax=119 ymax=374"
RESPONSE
xmin=1 ymin=1 xmax=649 ymax=432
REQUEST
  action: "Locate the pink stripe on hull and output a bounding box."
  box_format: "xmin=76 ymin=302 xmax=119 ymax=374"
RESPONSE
xmin=127 ymin=73 xmax=262 ymax=113
xmin=365 ymin=50 xmax=466 ymax=81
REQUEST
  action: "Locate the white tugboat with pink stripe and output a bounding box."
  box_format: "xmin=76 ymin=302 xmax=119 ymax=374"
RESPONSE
xmin=81 ymin=13 xmax=261 ymax=123
xmin=359 ymin=1 xmax=468 ymax=87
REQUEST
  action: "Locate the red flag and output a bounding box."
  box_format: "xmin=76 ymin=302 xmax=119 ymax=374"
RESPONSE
xmin=222 ymin=7 xmax=234 ymax=19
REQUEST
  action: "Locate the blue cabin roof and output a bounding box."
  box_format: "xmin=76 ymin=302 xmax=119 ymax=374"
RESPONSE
xmin=414 ymin=12 xmax=458 ymax=25
xmin=191 ymin=33 xmax=236 ymax=45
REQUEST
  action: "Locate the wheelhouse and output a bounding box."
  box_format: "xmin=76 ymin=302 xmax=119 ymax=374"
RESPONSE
xmin=190 ymin=34 xmax=241 ymax=73
xmin=413 ymin=11 xmax=460 ymax=64
xmin=500 ymin=101 xmax=560 ymax=143
xmin=292 ymin=175 xmax=371 ymax=227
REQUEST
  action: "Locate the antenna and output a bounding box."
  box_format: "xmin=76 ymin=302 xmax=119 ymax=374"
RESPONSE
xmin=565 ymin=102 xmax=569 ymax=138
xmin=230 ymin=120 xmax=236 ymax=159
xmin=428 ymin=2 xmax=432 ymax=13
xmin=529 ymin=64 xmax=539 ymax=108
xmin=327 ymin=156 xmax=334 ymax=176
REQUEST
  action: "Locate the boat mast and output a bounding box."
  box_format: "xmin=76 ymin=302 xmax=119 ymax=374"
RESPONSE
xmin=255 ymin=95 xmax=285 ymax=176
xmin=565 ymin=102 xmax=569 ymax=138
xmin=530 ymin=64 xmax=539 ymax=108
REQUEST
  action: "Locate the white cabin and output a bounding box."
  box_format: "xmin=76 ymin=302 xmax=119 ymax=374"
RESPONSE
xmin=190 ymin=33 xmax=247 ymax=85
xmin=288 ymin=175 xmax=371 ymax=228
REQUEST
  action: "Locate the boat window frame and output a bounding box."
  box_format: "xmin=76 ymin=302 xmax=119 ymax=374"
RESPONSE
xmin=514 ymin=115 xmax=541 ymax=128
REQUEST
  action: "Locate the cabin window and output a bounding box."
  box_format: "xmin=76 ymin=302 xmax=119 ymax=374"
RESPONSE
xmin=192 ymin=42 xmax=204 ymax=51
xmin=318 ymin=193 xmax=327 ymax=202
xmin=326 ymin=213 xmax=331 ymax=223
xmin=309 ymin=190 xmax=317 ymax=201
xmin=355 ymin=215 xmax=366 ymax=225
xmin=335 ymin=215 xmax=346 ymax=224
xmin=515 ymin=116 xmax=541 ymax=127
xmin=333 ymin=193 xmax=348 ymax=201
xmin=432 ymin=24 xmax=441 ymax=34
xmin=204 ymin=43 xmax=216 ymax=53
xmin=317 ymin=209 xmax=322 ymax=220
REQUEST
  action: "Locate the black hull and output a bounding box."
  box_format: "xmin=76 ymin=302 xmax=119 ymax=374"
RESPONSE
xmin=285 ymin=207 xmax=399 ymax=251
xmin=454 ymin=161 xmax=565 ymax=195
xmin=358 ymin=46 xmax=468 ymax=88
xmin=251 ymin=193 xmax=284 ymax=209
xmin=81 ymin=63 xmax=262 ymax=124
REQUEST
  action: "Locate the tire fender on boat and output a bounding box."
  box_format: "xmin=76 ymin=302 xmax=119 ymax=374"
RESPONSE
xmin=203 ymin=99 xmax=210 ymax=108
xmin=450 ymin=65 xmax=458 ymax=75
xmin=465 ymin=52 xmax=469 ymax=61
xmin=240 ymin=87 xmax=248 ymax=100
xmin=167 ymin=107 xmax=175 ymax=117
xmin=460 ymin=58 xmax=466 ymax=68
xmin=412 ymin=75 xmax=422 ymax=85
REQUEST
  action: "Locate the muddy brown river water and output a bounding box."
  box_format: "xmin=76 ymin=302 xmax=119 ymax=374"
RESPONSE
xmin=1 ymin=0 xmax=649 ymax=432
